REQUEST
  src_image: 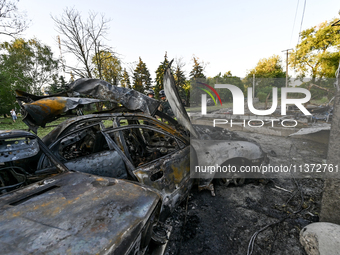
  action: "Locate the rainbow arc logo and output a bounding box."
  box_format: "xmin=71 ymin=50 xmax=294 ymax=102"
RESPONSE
xmin=197 ymin=82 xmax=222 ymax=106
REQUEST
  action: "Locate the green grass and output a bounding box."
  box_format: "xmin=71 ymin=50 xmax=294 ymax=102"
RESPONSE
xmin=0 ymin=117 xmax=68 ymax=138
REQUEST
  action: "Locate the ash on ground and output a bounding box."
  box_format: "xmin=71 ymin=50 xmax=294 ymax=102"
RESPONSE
xmin=165 ymin=132 xmax=327 ymax=255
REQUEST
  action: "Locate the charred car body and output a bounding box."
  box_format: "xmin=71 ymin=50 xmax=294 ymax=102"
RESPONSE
xmin=0 ymin=130 xmax=162 ymax=254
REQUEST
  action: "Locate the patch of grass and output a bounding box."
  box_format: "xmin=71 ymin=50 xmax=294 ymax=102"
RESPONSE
xmin=0 ymin=117 xmax=69 ymax=138
xmin=0 ymin=117 xmax=28 ymax=130
xmin=310 ymin=98 xmax=331 ymax=105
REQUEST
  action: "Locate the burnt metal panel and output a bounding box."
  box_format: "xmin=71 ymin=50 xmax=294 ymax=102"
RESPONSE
xmin=67 ymin=78 xmax=160 ymax=116
xmin=133 ymin=146 xmax=193 ymax=221
xmin=64 ymin=150 xmax=128 ymax=179
xmin=0 ymin=172 xmax=161 ymax=254
xmin=17 ymin=97 xmax=103 ymax=133
xmin=0 ymin=130 xmax=68 ymax=174
xmin=0 ymin=136 xmax=40 ymax=163
xmin=163 ymin=64 xmax=199 ymax=138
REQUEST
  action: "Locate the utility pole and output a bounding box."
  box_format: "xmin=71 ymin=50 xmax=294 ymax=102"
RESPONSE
xmin=253 ymin=73 xmax=255 ymax=99
xmin=252 ymin=68 xmax=256 ymax=99
xmin=282 ymin=49 xmax=293 ymax=87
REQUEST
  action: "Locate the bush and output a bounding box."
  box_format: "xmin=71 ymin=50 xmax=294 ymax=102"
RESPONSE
xmin=257 ymin=92 xmax=267 ymax=102
xmin=319 ymin=97 xmax=329 ymax=104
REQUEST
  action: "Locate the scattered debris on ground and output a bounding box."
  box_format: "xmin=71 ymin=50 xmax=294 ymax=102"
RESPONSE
xmin=165 ymin=132 xmax=327 ymax=255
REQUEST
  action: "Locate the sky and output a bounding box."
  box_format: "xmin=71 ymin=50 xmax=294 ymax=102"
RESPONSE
xmin=10 ymin=0 xmax=340 ymax=81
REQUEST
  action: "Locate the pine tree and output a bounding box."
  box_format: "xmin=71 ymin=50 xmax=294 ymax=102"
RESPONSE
xmin=120 ymin=68 xmax=131 ymax=88
xmin=174 ymin=59 xmax=187 ymax=100
xmin=132 ymin=57 xmax=152 ymax=92
xmin=189 ymin=56 xmax=206 ymax=79
xmin=154 ymin=52 xmax=169 ymax=98
xmin=48 ymin=75 xmax=67 ymax=94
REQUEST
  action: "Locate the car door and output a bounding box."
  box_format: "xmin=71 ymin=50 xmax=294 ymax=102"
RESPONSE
xmin=38 ymin=122 xmax=128 ymax=179
xmin=104 ymin=125 xmax=193 ymax=221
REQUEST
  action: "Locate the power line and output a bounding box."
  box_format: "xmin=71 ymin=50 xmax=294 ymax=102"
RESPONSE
xmin=289 ymin=0 xmax=300 ymax=47
xmin=297 ymin=0 xmax=307 ymax=45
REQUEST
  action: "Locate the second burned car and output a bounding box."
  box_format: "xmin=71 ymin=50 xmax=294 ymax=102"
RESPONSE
xmin=0 ymin=130 xmax=163 ymax=255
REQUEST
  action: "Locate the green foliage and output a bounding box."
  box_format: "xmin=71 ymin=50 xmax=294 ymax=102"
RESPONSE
xmin=154 ymin=52 xmax=169 ymax=98
xmin=0 ymin=38 xmax=59 ymax=115
xmin=47 ymin=75 xmax=67 ymax=94
xmin=132 ymin=57 xmax=152 ymax=93
xmin=207 ymin=72 xmax=244 ymax=102
xmin=92 ymin=50 xmax=122 ymax=84
xmin=0 ymin=71 xmax=20 ymax=115
xmin=189 ymin=56 xmax=206 ymax=79
xmin=173 ymin=59 xmax=187 ymax=102
xmin=244 ymin=55 xmax=286 ymax=89
xmin=190 ymin=72 xmax=243 ymax=106
xmin=318 ymin=51 xmax=340 ymax=79
xmin=120 ymin=68 xmax=131 ymax=88
xmin=289 ymin=19 xmax=340 ymax=79
xmin=319 ymin=96 xmax=329 ymax=104
xmin=188 ymin=56 xmax=207 ymax=105
xmin=257 ymin=92 xmax=267 ymax=102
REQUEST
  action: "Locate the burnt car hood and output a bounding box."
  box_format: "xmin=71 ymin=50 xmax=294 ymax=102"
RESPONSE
xmin=0 ymin=172 xmax=160 ymax=255
xmin=163 ymin=64 xmax=199 ymax=138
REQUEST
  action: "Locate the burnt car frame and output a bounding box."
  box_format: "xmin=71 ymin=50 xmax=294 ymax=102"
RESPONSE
xmin=0 ymin=130 xmax=163 ymax=254
xmin=39 ymin=113 xmax=194 ymax=222
xmin=12 ymin=64 xmax=267 ymax=235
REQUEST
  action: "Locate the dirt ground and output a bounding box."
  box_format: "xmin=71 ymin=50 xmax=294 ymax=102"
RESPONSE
xmin=164 ymin=131 xmax=327 ymax=255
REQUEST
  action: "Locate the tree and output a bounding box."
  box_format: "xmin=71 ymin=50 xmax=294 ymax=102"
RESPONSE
xmin=208 ymin=72 xmax=244 ymax=102
xmin=132 ymin=57 xmax=152 ymax=93
xmin=246 ymin=55 xmax=286 ymax=80
xmin=189 ymin=56 xmax=206 ymax=79
xmin=0 ymin=70 xmax=21 ymax=115
xmin=289 ymin=19 xmax=340 ymax=80
xmin=52 ymin=8 xmax=114 ymax=78
xmin=0 ymin=0 xmax=28 ymax=37
xmin=154 ymin=52 xmax=169 ymax=98
xmin=120 ymin=68 xmax=131 ymax=88
xmin=173 ymin=58 xmax=188 ymax=101
xmin=0 ymin=38 xmax=59 ymax=94
xmin=92 ymin=50 xmax=122 ymax=84
xmin=0 ymin=38 xmax=59 ymax=114
xmin=244 ymin=55 xmax=286 ymax=97
xmin=47 ymin=75 xmax=67 ymax=94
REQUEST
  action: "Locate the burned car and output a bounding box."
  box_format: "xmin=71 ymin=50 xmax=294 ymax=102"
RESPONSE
xmin=39 ymin=113 xmax=193 ymax=222
xmin=15 ymin=65 xmax=267 ymax=218
xmin=0 ymin=130 xmax=163 ymax=254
